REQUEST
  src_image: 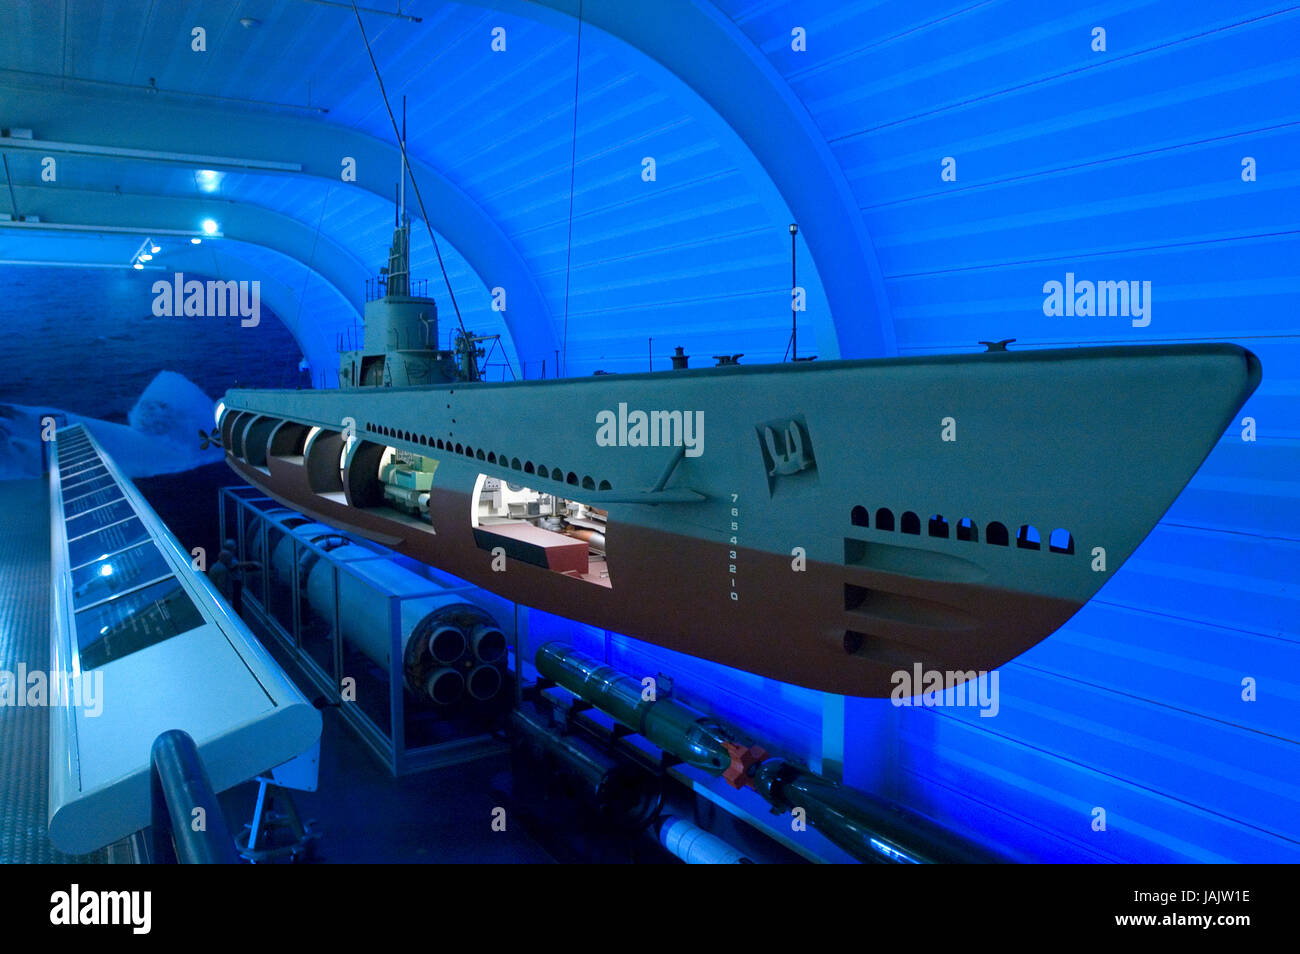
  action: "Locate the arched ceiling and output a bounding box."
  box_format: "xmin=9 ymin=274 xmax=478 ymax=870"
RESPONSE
xmin=0 ymin=0 xmax=874 ymax=379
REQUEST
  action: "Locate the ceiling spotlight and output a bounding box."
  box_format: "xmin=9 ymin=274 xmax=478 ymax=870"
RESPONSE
xmin=150 ymin=244 xmax=160 ymax=254
xmin=239 ymin=17 xmax=260 ymax=28
xmin=196 ymin=169 xmax=222 ymax=193
xmin=129 ymin=235 xmax=157 ymax=269
xmin=201 ymin=218 xmax=218 ymax=235
xmin=191 ymin=237 xmax=202 ymax=245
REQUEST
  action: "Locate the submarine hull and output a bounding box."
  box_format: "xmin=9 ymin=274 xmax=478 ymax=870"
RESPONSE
xmin=221 ymin=342 xmax=1260 ymax=697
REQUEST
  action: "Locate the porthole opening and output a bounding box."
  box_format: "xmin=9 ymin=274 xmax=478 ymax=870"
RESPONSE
xmin=1049 ymin=528 xmax=1074 ymax=554
xmin=1017 ymin=524 xmax=1041 ymax=550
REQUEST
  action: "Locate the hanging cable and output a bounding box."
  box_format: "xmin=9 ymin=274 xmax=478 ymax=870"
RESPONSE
xmin=560 ymin=0 xmax=585 ymax=378
xmin=1 ymin=155 xmax=18 ymax=217
xmin=350 ymin=0 xmax=468 ymax=345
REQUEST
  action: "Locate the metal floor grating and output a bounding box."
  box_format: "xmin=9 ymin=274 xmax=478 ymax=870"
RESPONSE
xmin=0 ymin=477 xmax=109 ymax=863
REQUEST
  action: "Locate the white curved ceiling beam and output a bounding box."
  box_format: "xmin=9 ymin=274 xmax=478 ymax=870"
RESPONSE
xmin=465 ymin=0 xmax=897 ymax=358
xmin=0 ymin=229 xmax=339 ymax=376
xmin=3 ymin=183 xmax=367 ymax=316
xmin=0 ymin=188 xmax=364 ymax=375
xmin=1 ymin=83 xmax=557 ymax=367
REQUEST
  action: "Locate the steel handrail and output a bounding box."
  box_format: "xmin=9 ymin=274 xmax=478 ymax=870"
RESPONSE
xmin=149 ymin=729 xmax=241 ymax=864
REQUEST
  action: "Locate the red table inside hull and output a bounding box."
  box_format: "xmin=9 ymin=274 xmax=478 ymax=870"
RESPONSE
xmin=472 ymin=522 xmax=589 ymax=575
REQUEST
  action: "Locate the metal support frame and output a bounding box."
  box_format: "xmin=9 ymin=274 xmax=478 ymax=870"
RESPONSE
xmin=236 ymin=778 xmax=319 ymax=863
xmin=221 ymin=488 xmax=507 ymax=776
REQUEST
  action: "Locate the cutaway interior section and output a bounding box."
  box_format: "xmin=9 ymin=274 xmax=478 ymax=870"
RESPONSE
xmin=268 ymin=420 xmax=310 ymax=463
xmin=470 ymin=474 xmax=611 ymax=588
xmin=221 ymin=409 xmax=247 ymax=451
xmin=343 ymin=442 xmax=439 ymax=533
xmin=304 ymin=427 xmax=345 ymax=497
xmin=242 ymin=416 xmax=278 ymax=468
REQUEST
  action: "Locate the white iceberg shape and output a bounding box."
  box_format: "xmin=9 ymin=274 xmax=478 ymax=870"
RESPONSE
xmin=0 ymin=370 xmax=224 ymax=479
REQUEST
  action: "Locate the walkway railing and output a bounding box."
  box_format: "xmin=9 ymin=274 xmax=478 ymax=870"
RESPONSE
xmin=149 ymin=730 xmax=241 ymax=864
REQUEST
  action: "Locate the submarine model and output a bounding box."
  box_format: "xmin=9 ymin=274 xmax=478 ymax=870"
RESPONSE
xmin=217 ymin=207 xmax=1260 ymax=698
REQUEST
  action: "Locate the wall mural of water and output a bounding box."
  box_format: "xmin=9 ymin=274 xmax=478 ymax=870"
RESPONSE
xmin=1 ymin=263 xmax=306 ymax=558
xmin=0 ymin=264 xmax=304 ymax=474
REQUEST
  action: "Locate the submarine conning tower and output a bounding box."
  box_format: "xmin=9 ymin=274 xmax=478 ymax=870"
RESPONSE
xmin=339 ymin=216 xmax=460 ymax=388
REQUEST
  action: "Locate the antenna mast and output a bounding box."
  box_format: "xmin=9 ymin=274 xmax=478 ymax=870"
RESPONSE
xmin=400 ymin=96 xmax=406 ymax=226
xmin=384 ymin=96 xmax=411 ymax=297
xmin=790 ymin=223 xmax=798 ymax=361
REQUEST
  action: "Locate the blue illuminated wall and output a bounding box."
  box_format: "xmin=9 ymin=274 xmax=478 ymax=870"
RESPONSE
xmin=524 ymin=1 xmax=1300 ymax=862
